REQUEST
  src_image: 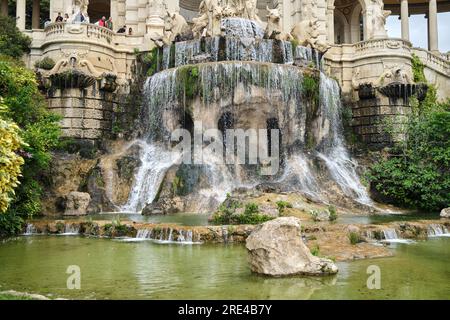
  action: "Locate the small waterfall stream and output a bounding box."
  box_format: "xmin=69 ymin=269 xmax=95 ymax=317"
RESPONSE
xmin=60 ymin=224 xmax=80 ymax=235
xmin=23 ymin=223 xmax=37 ymax=235
xmin=133 ymin=228 xmax=200 ymax=244
xmin=428 ymin=224 xmax=450 ymax=237
xmin=121 ymin=140 xmax=182 ymax=212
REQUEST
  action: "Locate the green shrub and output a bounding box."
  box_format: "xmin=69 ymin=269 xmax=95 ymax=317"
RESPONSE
xmin=411 ymin=53 xmax=426 ymax=83
xmin=328 ymin=205 xmax=337 ymax=221
xmin=276 ymin=200 xmax=293 ymax=215
xmin=0 ymin=211 xmax=24 ymax=237
xmin=212 ymin=201 xmax=273 ymax=225
xmin=0 ymin=16 xmax=31 ymax=58
xmin=367 ymin=105 xmax=450 ymax=212
xmin=0 ymin=58 xmax=61 ymax=219
xmin=34 ymin=57 xmax=55 ymax=70
xmin=348 ymin=232 xmax=362 ymax=245
xmin=310 ymin=245 xmax=320 ymax=256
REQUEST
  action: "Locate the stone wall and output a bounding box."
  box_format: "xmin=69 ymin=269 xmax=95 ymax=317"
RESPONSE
xmin=47 ymin=87 xmax=117 ymax=140
xmin=351 ymin=95 xmax=410 ymax=148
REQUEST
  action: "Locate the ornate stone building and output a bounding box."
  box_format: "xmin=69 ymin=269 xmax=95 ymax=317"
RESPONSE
xmin=1 ymin=0 xmax=449 ymax=146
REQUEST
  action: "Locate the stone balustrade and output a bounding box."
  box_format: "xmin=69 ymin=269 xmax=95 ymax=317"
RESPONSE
xmin=412 ymin=47 xmax=450 ymax=76
xmin=44 ymin=22 xmax=113 ymax=46
xmin=354 ymin=38 xmax=412 ymax=57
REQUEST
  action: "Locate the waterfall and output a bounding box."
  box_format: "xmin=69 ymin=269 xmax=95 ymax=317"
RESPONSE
xmin=23 ymin=223 xmax=37 ymax=235
xmin=221 ymin=18 xmax=264 ymax=39
xmin=317 ymin=73 xmax=372 ymax=205
xmin=134 ymin=228 xmax=200 ymax=244
xmin=121 ymin=140 xmax=181 ymax=212
xmin=60 ymin=224 xmax=80 ymax=235
xmin=383 ymin=228 xmax=399 ymax=240
xmin=428 ymin=224 xmax=450 ymax=237
xmin=175 ymin=40 xmax=201 ymax=67
xmin=382 ymin=228 xmax=414 ymax=243
xmin=280 ymin=155 xmax=321 ymax=199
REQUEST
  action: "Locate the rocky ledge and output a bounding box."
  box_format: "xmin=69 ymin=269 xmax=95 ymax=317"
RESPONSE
xmin=24 ymin=218 xmax=449 ymax=262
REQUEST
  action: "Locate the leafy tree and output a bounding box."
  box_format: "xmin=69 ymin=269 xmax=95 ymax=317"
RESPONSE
xmin=0 ymin=58 xmax=61 ymax=217
xmin=367 ymin=90 xmax=450 ymax=212
xmin=0 ymin=100 xmax=25 ymax=213
xmin=0 ymin=16 xmax=31 ymax=58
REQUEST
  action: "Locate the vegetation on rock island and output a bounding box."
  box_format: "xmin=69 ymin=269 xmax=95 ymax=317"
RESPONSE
xmin=367 ymin=89 xmax=450 ymax=212
xmin=0 ymin=19 xmax=61 ymax=236
xmin=212 ymin=197 xmax=274 ymax=225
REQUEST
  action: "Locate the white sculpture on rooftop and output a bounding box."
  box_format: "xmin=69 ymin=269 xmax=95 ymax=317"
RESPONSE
xmin=368 ymin=0 xmax=391 ymax=39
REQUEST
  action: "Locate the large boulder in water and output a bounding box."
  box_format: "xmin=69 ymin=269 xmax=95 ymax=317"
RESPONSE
xmin=440 ymin=207 xmax=450 ymax=218
xmin=245 ymin=217 xmax=338 ymax=276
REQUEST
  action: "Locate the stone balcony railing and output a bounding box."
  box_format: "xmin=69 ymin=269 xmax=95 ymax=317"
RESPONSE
xmin=412 ymin=47 xmax=450 ymax=76
xmin=44 ymin=22 xmax=114 ymax=46
xmin=353 ymin=38 xmax=412 ymax=57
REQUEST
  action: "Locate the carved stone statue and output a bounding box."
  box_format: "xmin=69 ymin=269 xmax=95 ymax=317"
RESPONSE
xmin=78 ymin=0 xmax=89 ymax=15
xmin=70 ymin=0 xmax=89 ymax=23
xmin=164 ymin=9 xmax=191 ymax=42
xmin=243 ymin=0 xmax=262 ymax=24
xmin=377 ymin=65 xmax=413 ymax=86
xmin=148 ymin=0 xmax=166 ymax=17
xmin=192 ymin=0 xmax=222 ymax=37
xmin=368 ymin=0 xmax=391 ymax=39
xmin=291 ymin=19 xmax=330 ymax=53
xmin=265 ymin=6 xmax=291 ymax=41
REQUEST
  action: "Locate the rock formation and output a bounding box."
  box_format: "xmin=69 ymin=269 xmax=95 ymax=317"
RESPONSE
xmin=246 ymin=217 xmax=338 ymax=276
xmin=441 ymin=207 xmax=450 ymax=218
xmin=64 ymin=191 xmax=91 ymax=216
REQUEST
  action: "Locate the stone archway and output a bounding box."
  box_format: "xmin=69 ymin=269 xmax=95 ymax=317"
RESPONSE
xmin=328 ymin=0 xmax=367 ymax=44
xmin=350 ymin=2 xmax=364 ymax=42
xmin=334 ymin=9 xmax=350 ymax=43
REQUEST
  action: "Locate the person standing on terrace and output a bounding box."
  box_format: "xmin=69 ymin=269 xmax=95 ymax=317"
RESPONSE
xmin=55 ymin=13 xmax=63 ymax=22
xmin=106 ymin=17 xmax=113 ymax=30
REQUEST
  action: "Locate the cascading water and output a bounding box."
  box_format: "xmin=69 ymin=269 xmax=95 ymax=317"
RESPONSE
xmin=316 ymin=73 xmax=372 ymax=205
xmin=133 ymin=227 xmax=200 ymax=244
xmin=428 ymin=224 xmax=450 ymax=237
xmin=119 ymin=19 xmax=373 ymax=213
xmin=382 ymin=228 xmax=414 ymax=243
xmin=60 ymin=224 xmax=80 ymax=235
xmin=121 ymin=140 xmax=181 ymax=212
xmin=23 ymin=223 xmax=37 ymax=235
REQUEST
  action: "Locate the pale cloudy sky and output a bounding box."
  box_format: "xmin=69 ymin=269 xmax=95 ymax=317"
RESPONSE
xmin=386 ymin=12 xmax=450 ymax=52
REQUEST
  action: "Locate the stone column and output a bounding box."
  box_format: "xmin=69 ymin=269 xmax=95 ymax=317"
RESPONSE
xmin=327 ymin=5 xmax=335 ymax=44
xmin=428 ymin=0 xmax=439 ymax=52
xmin=16 ymin=0 xmax=26 ymax=30
xmin=400 ymin=0 xmax=409 ymax=41
xmin=32 ymin=0 xmax=41 ymax=29
xmin=0 ymin=0 xmax=8 ymax=17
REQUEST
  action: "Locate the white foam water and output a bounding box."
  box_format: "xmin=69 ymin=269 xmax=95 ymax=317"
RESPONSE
xmin=120 ymin=140 xmax=181 ymax=213
xmin=428 ymin=224 xmax=450 ymax=237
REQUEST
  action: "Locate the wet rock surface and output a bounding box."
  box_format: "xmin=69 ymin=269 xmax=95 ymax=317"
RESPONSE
xmin=246 ymin=217 xmax=338 ymax=276
xmin=64 ymin=191 xmax=91 ymax=216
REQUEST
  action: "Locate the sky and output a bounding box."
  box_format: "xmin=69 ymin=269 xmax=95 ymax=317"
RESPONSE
xmin=386 ymin=12 xmax=450 ymax=52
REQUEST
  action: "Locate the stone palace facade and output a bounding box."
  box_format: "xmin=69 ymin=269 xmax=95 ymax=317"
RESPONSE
xmin=1 ymin=0 xmax=449 ymax=146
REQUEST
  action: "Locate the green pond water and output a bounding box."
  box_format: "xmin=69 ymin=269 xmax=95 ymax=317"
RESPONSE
xmin=0 ymin=236 xmax=449 ymax=299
